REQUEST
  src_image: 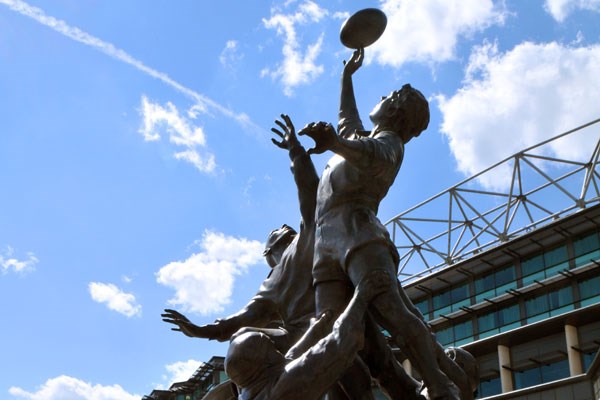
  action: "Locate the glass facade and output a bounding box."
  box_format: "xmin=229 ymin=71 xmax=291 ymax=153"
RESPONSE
xmin=476 ymin=376 xmax=501 ymax=399
xmin=580 ymin=275 xmax=600 ymax=307
xmin=477 ymin=303 xmax=521 ymax=339
xmin=525 ymin=286 xmax=574 ymax=323
xmin=574 ymin=231 xmax=600 ymax=268
xmin=436 ymin=320 xmax=474 ymax=347
xmin=513 ymin=359 xmax=570 ymax=390
xmin=432 ymin=283 xmax=470 ymax=318
xmin=474 ymin=265 xmax=516 ymax=303
xmin=521 ymin=245 xmax=569 ymax=287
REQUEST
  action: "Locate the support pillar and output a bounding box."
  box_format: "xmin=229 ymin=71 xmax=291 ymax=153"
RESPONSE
xmin=565 ymin=324 xmax=583 ymax=375
xmin=498 ymin=344 xmax=514 ymax=393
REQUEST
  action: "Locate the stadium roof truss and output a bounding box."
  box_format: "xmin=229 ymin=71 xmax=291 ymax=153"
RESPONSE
xmin=386 ymin=118 xmax=600 ymax=283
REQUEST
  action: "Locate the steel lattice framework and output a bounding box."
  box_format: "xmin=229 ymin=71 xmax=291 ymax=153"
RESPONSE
xmin=386 ymin=118 xmax=600 ymax=283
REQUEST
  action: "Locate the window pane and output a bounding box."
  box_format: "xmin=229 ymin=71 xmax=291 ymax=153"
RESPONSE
xmin=477 ymin=377 xmax=501 ymax=398
xmin=541 ymin=359 xmax=569 ymax=383
xmin=435 ymin=326 xmax=453 ymax=346
xmin=580 ymin=275 xmax=600 ymax=298
xmin=515 ymin=367 xmax=541 ymax=389
xmin=498 ymin=304 xmax=520 ymax=325
xmin=574 ymin=232 xmax=600 ymax=268
xmin=544 ymin=246 xmax=569 ymax=278
xmin=433 ymin=291 xmax=451 ymax=310
xmin=549 ymin=286 xmax=573 ymax=308
xmin=414 ymin=299 xmax=429 ymax=319
xmin=522 ymin=254 xmax=544 ymax=275
xmin=495 ymin=265 xmax=516 ymax=286
xmin=526 ymin=293 xmax=549 ymax=322
xmin=478 ymin=312 xmax=496 ymax=334
xmin=454 ymin=320 xmax=473 ymax=341
xmin=475 ymin=273 xmax=495 ymax=294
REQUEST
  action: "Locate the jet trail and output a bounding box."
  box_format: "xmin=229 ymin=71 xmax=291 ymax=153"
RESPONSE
xmin=0 ymin=0 xmax=258 ymax=130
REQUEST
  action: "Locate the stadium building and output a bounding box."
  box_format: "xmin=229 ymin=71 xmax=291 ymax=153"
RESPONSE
xmin=390 ymin=119 xmax=600 ymax=399
xmin=145 ymin=119 xmax=600 ymax=400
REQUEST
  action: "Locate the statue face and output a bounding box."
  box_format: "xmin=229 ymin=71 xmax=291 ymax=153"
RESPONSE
xmin=263 ymin=225 xmax=296 ymax=268
xmin=369 ymin=92 xmax=395 ymax=125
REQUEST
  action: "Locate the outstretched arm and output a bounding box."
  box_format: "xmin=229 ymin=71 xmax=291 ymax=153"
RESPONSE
xmin=272 ymin=114 xmax=319 ymax=228
xmin=162 ymin=296 xmax=278 ymax=342
xmin=339 ymin=48 xmax=365 ymax=138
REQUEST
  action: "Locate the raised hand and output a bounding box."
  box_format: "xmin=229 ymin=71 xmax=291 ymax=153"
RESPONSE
xmin=161 ymin=309 xmax=221 ymax=339
xmin=343 ymin=48 xmax=364 ymax=77
xmin=271 ymin=114 xmax=300 ymax=150
xmin=298 ymin=121 xmax=338 ymax=155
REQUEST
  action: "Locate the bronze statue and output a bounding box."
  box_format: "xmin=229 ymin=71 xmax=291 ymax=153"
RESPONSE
xmin=161 ymin=8 xmax=480 ymax=399
xmin=283 ymin=47 xmax=462 ymax=400
xmin=163 ymin=115 xmax=424 ymax=399
xmin=162 ymin=114 xmax=319 ymax=354
xmin=224 ymin=270 xmax=391 ymax=400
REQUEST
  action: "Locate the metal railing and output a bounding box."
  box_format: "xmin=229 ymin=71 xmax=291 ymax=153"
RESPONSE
xmin=386 ymin=118 xmax=600 ymax=283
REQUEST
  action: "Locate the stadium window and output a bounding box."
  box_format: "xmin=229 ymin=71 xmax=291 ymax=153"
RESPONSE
xmin=432 ymin=282 xmax=470 ymax=318
xmin=476 ymin=376 xmax=501 ymax=399
xmin=474 ymin=265 xmax=516 ymax=303
xmin=414 ymin=298 xmax=430 ymax=321
xmin=579 ymin=275 xmax=600 ymax=307
xmin=574 ymin=231 xmax=600 ymax=268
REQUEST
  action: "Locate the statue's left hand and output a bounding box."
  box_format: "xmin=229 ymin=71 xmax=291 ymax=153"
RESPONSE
xmin=271 ymin=114 xmax=300 ymax=150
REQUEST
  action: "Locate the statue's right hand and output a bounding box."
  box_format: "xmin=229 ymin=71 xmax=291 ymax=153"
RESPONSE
xmin=298 ymin=121 xmax=337 ymax=155
xmin=343 ymin=48 xmax=364 ymax=76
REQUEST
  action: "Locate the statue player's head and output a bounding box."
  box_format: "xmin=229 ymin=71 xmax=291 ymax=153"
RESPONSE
xmin=445 ymin=347 xmax=480 ymax=393
xmin=225 ymin=331 xmax=285 ymax=389
xmin=263 ymin=224 xmax=297 ymax=268
xmin=369 ymin=84 xmax=429 ymax=144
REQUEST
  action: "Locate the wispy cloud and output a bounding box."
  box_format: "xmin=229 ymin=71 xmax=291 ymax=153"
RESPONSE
xmin=437 ymin=40 xmax=600 ymax=189
xmin=544 ymin=0 xmax=600 ymax=22
xmin=262 ymin=0 xmax=328 ymax=96
xmin=139 ymin=96 xmax=217 ymax=173
xmin=1 ymin=245 xmax=38 ymax=274
xmin=156 ymin=230 xmax=264 ymax=315
xmin=0 ymin=0 xmax=258 ymax=131
xmin=370 ymin=0 xmax=507 ymax=67
xmin=88 ymin=282 xmax=142 ymax=317
xmin=9 ymin=375 xmax=139 ymax=400
xmin=220 ymin=40 xmax=244 ymax=72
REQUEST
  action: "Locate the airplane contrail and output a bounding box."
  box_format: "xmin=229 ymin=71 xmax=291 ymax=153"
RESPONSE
xmin=0 ymin=0 xmax=259 ymax=131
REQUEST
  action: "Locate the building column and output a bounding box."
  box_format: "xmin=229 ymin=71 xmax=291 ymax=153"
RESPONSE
xmin=498 ymin=344 xmax=514 ymax=393
xmin=565 ymin=324 xmax=583 ymax=375
xmin=402 ymin=359 xmax=413 ymax=377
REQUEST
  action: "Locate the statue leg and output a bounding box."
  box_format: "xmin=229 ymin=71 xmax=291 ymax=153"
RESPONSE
xmin=361 ymin=313 xmax=425 ymax=400
xmin=346 ymin=243 xmax=460 ymax=400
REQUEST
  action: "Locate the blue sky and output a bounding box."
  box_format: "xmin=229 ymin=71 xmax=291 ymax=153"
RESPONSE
xmin=1 ymin=0 xmax=599 ymax=398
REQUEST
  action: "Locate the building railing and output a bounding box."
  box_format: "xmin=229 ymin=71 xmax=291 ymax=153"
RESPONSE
xmin=386 ymin=118 xmax=600 ymax=283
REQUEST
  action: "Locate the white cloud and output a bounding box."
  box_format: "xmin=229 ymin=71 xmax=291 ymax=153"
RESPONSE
xmin=544 ymin=0 xmax=600 ymax=22
xmin=139 ymin=96 xmax=217 ymax=173
xmin=370 ymin=0 xmax=507 ymax=67
xmin=88 ymin=282 xmax=142 ymax=317
xmin=8 ymin=375 xmax=139 ymax=400
xmin=1 ymin=246 xmax=38 ymax=274
xmin=0 ymin=0 xmax=259 ymax=131
xmin=220 ymin=40 xmax=244 ymax=71
xmin=437 ymin=41 xmax=600 ymax=189
xmin=164 ymin=359 xmax=203 ymax=385
xmin=262 ymin=0 xmax=328 ymax=96
xmin=156 ymin=230 xmax=264 ymax=315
